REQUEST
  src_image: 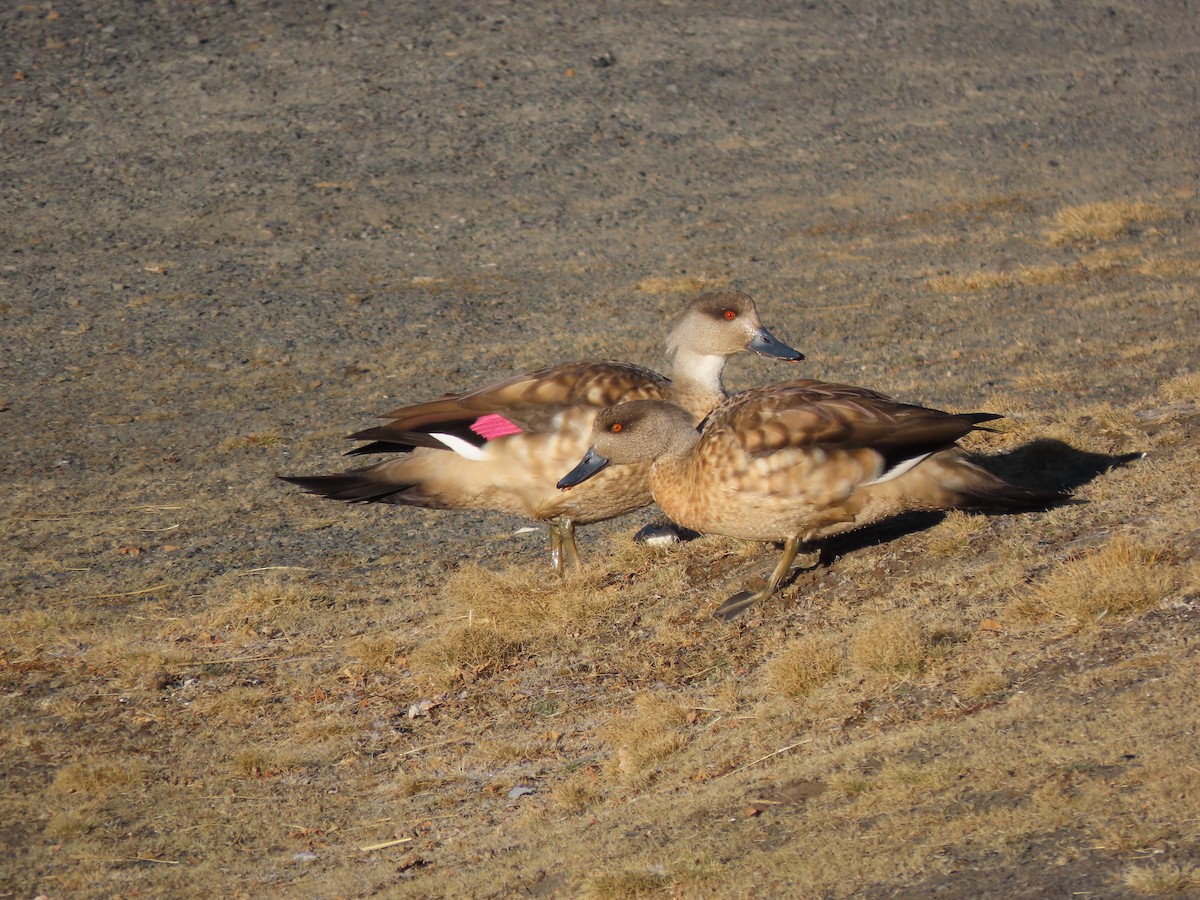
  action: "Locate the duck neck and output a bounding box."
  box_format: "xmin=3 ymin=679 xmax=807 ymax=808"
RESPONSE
xmin=650 ymin=424 xmax=703 ymax=499
xmin=668 ymin=348 xmax=728 ymax=423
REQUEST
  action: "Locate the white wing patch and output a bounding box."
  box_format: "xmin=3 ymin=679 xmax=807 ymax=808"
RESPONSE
xmin=863 ymin=452 xmax=932 ymax=486
xmin=430 ymin=432 xmax=488 ymax=461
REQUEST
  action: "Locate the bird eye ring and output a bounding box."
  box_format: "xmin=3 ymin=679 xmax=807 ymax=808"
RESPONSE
xmin=723 ymin=309 xmax=737 ymax=320
xmin=610 ymin=422 xmax=623 ymax=433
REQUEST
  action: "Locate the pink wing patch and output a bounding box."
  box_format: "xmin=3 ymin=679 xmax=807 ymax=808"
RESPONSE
xmin=470 ymin=413 xmax=523 ymax=441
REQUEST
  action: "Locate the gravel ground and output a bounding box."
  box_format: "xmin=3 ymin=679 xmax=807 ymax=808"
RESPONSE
xmin=3 ymin=1 xmax=1198 ymax=896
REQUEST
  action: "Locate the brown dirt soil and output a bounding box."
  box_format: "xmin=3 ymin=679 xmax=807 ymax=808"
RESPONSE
xmin=3 ymin=1 xmax=1200 ymax=897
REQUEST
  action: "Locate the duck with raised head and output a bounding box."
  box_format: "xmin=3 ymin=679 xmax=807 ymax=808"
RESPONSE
xmin=281 ymin=291 xmax=803 ymax=571
xmin=557 ymin=382 xmax=1061 ymax=617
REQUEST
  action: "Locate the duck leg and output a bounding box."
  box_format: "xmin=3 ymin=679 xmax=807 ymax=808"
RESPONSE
xmin=715 ymin=535 xmax=808 ymax=620
xmin=548 ymin=517 xmax=581 ymax=574
xmin=559 ymin=517 xmax=580 ymax=570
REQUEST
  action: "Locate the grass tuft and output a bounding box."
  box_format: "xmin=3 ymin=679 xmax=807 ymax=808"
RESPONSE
xmin=762 ymin=634 xmax=843 ymax=698
xmin=52 ymin=758 xmax=148 ymax=797
xmin=408 ymin=560 xmax=631 ymax=685
xmin=850 ymin=611 xmax=930 ymax=675
xmin=1123 ymin=862 xmax=1200 ymax=895
xmin=585 ymin=869 xmax=673 ymax=899
xmin=1043 ymin=200 xmax=1168 ymax=245
xmin=552 ymin=770 xmax=603 ymax=813
xmin=204 ymin=574 xmax=326 ymax=635
xmin=1159 ymin=371 xmax=1200 ymax=401
xmin=410 ymin=622 xmax=523 ymax=687
xmin=44 ymin=809 xmax=102 ymax=840
xmin=603 ymin=694 xmax=690 ymax=782
xmin=924 ymin=510 xmax=991 ymax=556
xmin=1009 ymin=536 xmax=1178 ymax=628
xmin=960 ymin=667 xmax=1011 ymax=701
xmin=345 ymin=633 xmax=405 ymax=670
xmin=233 ymin=745 xmax=313 ymax=777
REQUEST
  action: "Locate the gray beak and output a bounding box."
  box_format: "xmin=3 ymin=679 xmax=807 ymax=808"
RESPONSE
xmin=557 ymin=448 xmax=611 ymax=489
xmin=748 ymin=327 xmax=804 ymax=361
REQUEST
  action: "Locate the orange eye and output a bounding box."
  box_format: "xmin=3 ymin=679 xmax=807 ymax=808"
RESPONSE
xmin=610 ymin=422 xmax=623 ymax=433
xmin=723 ymin=309 xmax=737 ymax=320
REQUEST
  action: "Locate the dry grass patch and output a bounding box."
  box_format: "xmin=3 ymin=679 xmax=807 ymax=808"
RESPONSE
xmin=203 ymin=574 xmax=327 ymax=636
xmin=961 ymin=669 xmax=1010 ymax=701
xmin=552 ymin=769 xmax=603 ymax=813
xmin=1044 ymin=200 xmax=1169 ymax=245
xmin=43 ymin=808 xmax=103 ymax=841
xmin=925 ymin=251 xmax=1138 ymax=293
xmin=800 ymin=193 xmax=1034 ymax=239
xmin=345 ymin=633 xmax=405 ymax=670
xmin=924 ymin=509 xmax=991 ymax=556
xmin=959 ymin=663 xmax=1011 ymax=701
xmin=1136 ymin=253 xmax=1200 ymax=279
xmin=1068 ymin=403 xmax=1143 ymax=437
xmin=79 ymin=640 xmax=196 ymax=689
xmin=1159 ymin=371 xmax=1200 ymax=401
xmin=850 ymin=611 xmax=930 ymax=675
xmin=584 ymin=869 xmax=673 ymax=899
xmin=1078 ymin=245 xmax=1142 ymax=271
xmin=185 ymin=683 xmax=280 ymax=729
xmin=967 ymin=392 xmax=1061 ymax=447
xmin=380 ymin=773 xmax=440 ymax=800
xmin=51 ymin=757 xmax=149 ymax=798
xmin=978 ymin=398 xmax=1145 ymax=459
xmin=233 ymin=744 xmax=316 ymax=777
xmin=926 ymin=263 xmax=1069 ymax=293
xmin=1009 ymin=535 xmax=1178 ymax=629
xmin=761 ymin=633 xmax=843 ymax=698
xmin=581 ymin=855 xmax=720 ymax=899
xmin=44 ymin=757 xmax=152 ymax=840
xmin=1123 ymin=862 xmax=1200 ymax=895
xmin=443 ymin=556 xmax=631 ymax=635
xmin=409 ymin=542 xmax=694 ymax=687
xmin=603 ymin=693 xmax=691 ymax=783
xmin=473 ymin=734 xmax=553 ymax=765
xmin=410 ymin=622 xmax=522 ymax=687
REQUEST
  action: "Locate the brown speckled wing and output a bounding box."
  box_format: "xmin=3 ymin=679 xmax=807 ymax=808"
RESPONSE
xmin=387 ymin=361 xmax=668 ymax=428
xmin=712 ymin=380 xmax=997 ymax=463
xmin=352 ymin=361 xmax=671 ymax=451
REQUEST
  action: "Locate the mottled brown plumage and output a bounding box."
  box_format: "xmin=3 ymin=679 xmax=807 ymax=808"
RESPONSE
xmin=281 ymin=291 xmax=803 ymax=570
xmin=558 ymin=381 xmax=1060 ymax=615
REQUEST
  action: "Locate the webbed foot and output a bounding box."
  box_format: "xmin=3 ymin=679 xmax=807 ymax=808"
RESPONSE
xmin=633 ymin=519 xmax=702 ymax=546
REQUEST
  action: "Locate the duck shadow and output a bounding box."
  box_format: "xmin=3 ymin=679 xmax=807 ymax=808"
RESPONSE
xmin=815 ymin=439 xmax=1141 ymax=563
xmin=973 ymin=438 xmax=1143 ymax=497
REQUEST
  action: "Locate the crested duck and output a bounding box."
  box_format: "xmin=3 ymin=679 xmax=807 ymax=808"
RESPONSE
xmin=558 ymin=382 xmax=1060 ymax=617
xmin=281 ymin=291 xmax=803 ymax=571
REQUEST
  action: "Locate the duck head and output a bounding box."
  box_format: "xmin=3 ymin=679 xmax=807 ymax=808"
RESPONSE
xmin=557 ymin=400 xmax=700 ymax=489
xmin=666 ymin=291 xmax=804 ymax=363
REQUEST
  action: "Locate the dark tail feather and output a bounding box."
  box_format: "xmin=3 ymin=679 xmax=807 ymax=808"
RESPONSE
xmin=956 ymin=482 xmax=1068 ymax=512
xmin=279 ymin=472 xmax=419 ymax=505
xmin=963 ymin=412 xmax=1006 ymax=432
xmin=345 ymin=440 xmax=416 ymax=456
xmin=345 ymin=424 xmax=483 ymax=456
xmin=951 ymin=462 xmax=1069 ymax=513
